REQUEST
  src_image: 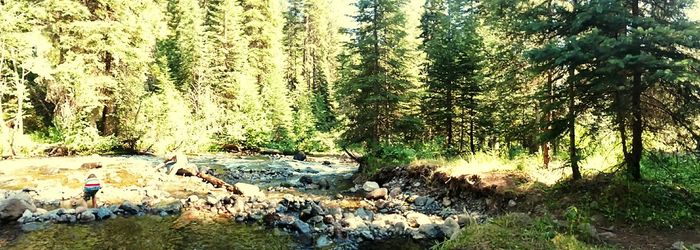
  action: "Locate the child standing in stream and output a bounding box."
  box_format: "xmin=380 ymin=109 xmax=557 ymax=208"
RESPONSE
xmin=83 ymin=174 xmax=101 ymax=208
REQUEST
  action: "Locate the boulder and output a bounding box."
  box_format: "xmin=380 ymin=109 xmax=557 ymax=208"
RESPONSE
xmin=18 ymin=209 xmax=33 ymax=223
xmin=233 ymin=183 xmax=265 ymax=198
xmin=119 ymin=201 xmax=140 ymax=215
xmin=79 ymin=211 xmax=96 ymax=222
xmin=406 ymin=212 xmax=431 ymax=227
xmin=322 ymin=161 xmax=332 ymax=166
xmin=439 ymin=218 xmax=460 ymax=238
xmin=0 ymin=193 xmax=36 ymax=221
xmin=293 ymin=152 xmax=307 ymax=161
xmin=362 ymin=182 xmax=380 ymax=192
xmin=80 ymin=162 xmax=102 ymax=169
xmin=418 ymin=223 xmax=443 ymax=239
xmin=293 ymin=219 xmax=312 ymax=235
xmin=366 ymin=188 xmax=388 ymax=200
xmin=96 ymin=207 xmax=112 ymax=220
xmin=299 ymin=176 xmax=313 ymax=185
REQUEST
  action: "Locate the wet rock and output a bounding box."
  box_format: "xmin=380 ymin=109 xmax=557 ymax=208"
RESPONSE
xmin=160 ymin=211 xmax=168 ymax=217
xmin=79 ymin=211 xmax=95 ymax=222
xmin=439 ymin=218 xmax=460 ymax=238
xmin=360 ymin=230 xmax=374 ymax=240
xmin=293 ymin=152 xmax=307 ymax=161
xmin=120 ymin=201 xmax=140 ymax=215
xmin=419 ymin=223 xmax=443 ymax=239
xmin=414 ymin=196 xmax=429 ymax=206
xmin=316 ymin=235 xmax=333 ymax=248
xmin=276 ymin=204 xmax=287 ymax=213
xmin=75 ymin=206 xmax=87 ymax=214
xmin=308 ymin=215 xmax=324 ymax=224
xmin=293 ymin=219 xmax=312 ymax=235
xmin=354 ymin=208 xmax=373 ymax=221
xmin=96 ymin=207 xmax=112 ymax=220
xmin=18 ymin=209 xmax=33 ymax=223
xmin=233 ymin=183 xmax=265 ymax=198
xmin=299 ymin=176 xmax=313 ymax=185
xmin=362 ymin=182 xmax=380 ymax=192
xmin=0 ymin=193 xmax=36 ymax=221
xmin=322 ymin=161 xmax=332 ymax=166
xmin=389 ymin=187 xmax=402 ymax=197
xmin=366 ymin=188 xmax=388 ymax=200
xmin=21 ymin=222 xmax=47 ymax=232
xmin=318 ymin=179 xmax=331 ymax=190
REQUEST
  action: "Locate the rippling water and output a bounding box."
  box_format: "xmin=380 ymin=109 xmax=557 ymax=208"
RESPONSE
xmin=6 ymin=216 xmax=296 ymax=250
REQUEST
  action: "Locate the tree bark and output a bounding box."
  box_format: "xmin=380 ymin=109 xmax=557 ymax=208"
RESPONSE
xmin=569 ymin=67 xmax=581 ymax=180
xmin=629 ymin=0 xmax=642 ymax=181
xmin=543 ymin=73 xmax=553 ymax=169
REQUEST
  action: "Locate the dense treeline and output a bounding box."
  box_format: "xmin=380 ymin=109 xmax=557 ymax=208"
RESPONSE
xmin=1 ymin=0 xmax=698 ymax=180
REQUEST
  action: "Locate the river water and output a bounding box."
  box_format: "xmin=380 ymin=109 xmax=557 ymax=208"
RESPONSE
xmin=1 ymin=155 xmax=430 ymax=249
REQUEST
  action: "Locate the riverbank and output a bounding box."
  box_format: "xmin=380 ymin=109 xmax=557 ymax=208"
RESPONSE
xmin=0 ymin=155 xmax=483 ymax=249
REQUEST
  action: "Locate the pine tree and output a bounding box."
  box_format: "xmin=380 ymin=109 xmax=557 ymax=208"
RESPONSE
xmin=420 ymin=0 xmax=481 ymax=153
xmin=338 ymin=0 xmax=418 ymax=153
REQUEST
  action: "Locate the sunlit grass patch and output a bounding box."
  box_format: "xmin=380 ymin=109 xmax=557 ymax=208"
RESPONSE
xmin=437 ymin=213 xmax=615 ymax=250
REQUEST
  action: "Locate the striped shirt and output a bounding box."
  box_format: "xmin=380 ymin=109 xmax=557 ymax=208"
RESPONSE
xmin=84 ymin=177 xmax=101 ymax=191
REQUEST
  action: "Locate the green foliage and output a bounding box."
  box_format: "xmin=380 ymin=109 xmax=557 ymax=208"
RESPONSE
xmin=550 ymin=172 xmax=700 ymax=229
xmin=437 ymin=213 xmax=613 ymax=250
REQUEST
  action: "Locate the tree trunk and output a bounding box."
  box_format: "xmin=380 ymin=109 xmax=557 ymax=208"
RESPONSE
xmin=569 ymin=67 xmax=581 ymax=180
xmin=628 ymin=0 xmax=642 ymax=181
xmin=446 ymin=87 xmax=453 ymax=148
xmin=543 ymin=73 xmax=553 ymax=168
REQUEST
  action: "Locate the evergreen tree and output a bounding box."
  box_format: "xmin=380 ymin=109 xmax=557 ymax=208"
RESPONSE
xmin=420 ymin=0 xmax=481 ymax=153
xmin=338 ymin=0 xmax=419 ymax=153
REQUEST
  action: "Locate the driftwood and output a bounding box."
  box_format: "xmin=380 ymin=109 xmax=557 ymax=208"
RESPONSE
xmin=173 ymin=166 xmax=237 ymax=193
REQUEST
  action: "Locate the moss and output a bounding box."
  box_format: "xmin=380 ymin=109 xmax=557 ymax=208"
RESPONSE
xmin=437 ymin=213 xmax=615 ymax=250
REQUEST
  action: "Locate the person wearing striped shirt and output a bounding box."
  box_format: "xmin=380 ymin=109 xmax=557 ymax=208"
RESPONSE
xmin=83 ymin=174 xmax=101 ymax=208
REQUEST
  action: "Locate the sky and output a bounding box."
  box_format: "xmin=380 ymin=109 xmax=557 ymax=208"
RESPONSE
xmin=688 ymin=4 xmax=700 ymax=21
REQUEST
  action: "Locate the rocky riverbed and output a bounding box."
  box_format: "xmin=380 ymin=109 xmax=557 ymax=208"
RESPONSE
xmin=0 ymin=154 xmax=495 ymax=249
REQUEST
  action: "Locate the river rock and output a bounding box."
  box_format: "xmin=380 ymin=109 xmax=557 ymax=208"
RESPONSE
xmin=414 ymin=196 xmax=429 ymax=206
xmin=299 ymin=176 xmax=313 ymax=185
xmin=120 ymin=201 xmax=140 ymax=215
xmin=442 ymin=197 xmax=452 ymax=207
xmin=0 ymin=193 xmax=36 ymax=221
xmin=17 ymin=209 xmax=33 ymax=223
xmin=322 ymin=161 xmax=332 ymax=166
xmin=316 ymin=235 xmax=333 ymax=248
xmin=79 ymin=211 xmax=95 ymax=222
xmin=439 ymin=218 xmax=460 ymax=238
xmin=389 ymin=187 xmax=402 ymax=197
xmin=362 ymin=182 xmax=380 ymax=192
xmin=354 ymin=208 xmax=373 ymax=221
xmin=188 ymin=195 xmax=200 ymax=203
xmin=233 ymin=183 xmax=265 ymax=198
xmin=318 ymin=179 xmax=331 ymax=190
xmin=206 ymin=195 xmax=219 ymax=205
xmin=293 ymin=219 xmax=312 ymax=235
xmin=75 ymin=206 xmax=88 ymax=214
xmin=418 ymin=223 xmax=443 ymax=239
xmin=366 ymin=188 xmax=388 ymax=200
xmin=95 ymin=207 xmax=111 ymax=220
xmin=293 ymin=152 xmax=307 ymax=161
xmin=406 ymin=212 xmax=431 ymax=227
xmin=21 ymin=222 xmax=47 ymax=232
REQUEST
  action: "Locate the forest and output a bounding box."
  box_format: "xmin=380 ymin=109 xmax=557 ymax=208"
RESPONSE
xmin=2 ymin=0 xmax=699 ymax=178
xmin=1 ymin=0 xmax=700 ymax=248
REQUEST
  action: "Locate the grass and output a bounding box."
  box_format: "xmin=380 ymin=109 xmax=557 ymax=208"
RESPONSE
xmin=437 ymin=213 xmax=616 ymax=250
